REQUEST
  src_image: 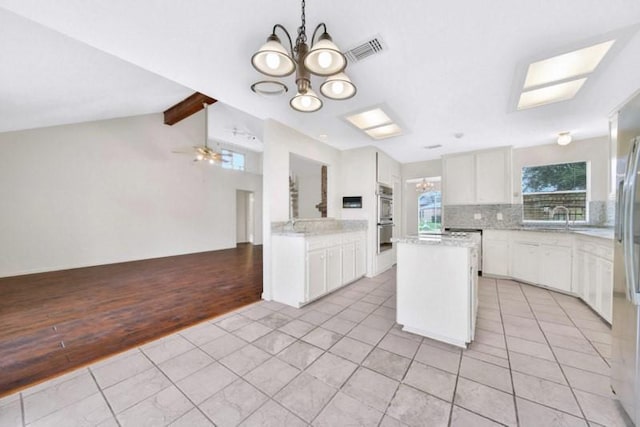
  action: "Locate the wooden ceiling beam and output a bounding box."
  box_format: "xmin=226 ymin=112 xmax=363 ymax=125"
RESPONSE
xmin=163 ymin=92 xmax=217 ymax=126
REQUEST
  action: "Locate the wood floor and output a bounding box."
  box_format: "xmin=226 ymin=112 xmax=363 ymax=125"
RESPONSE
xmin=0 ymin=244 xmax=262 ymax=397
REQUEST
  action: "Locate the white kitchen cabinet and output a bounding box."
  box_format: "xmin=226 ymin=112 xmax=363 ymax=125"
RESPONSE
xmin=539 ymin=245 xmax=572 ymax=292
xmin=482 ymin=230 xmax=510 ymax=276
xmin=341 ymin=242 xmax=356 ymax=286
xmin=442 ymin=154 xmax=475 ymax=205
xmin=573 ymin=250 xmax=587 ymax=300
xmin=510 ymin=232 xmax=573 ymax=293
xmin=326 ymin=245 xmax=342 ymax=292
xmin=573 ymin=236 xmax=613 ymax=322
xmin=442 ymin=147 xmax=512 ymax=205
xmin=598 ymin=259 xmax=613 ymax=322
xmin=511 ymin=241 xmax=540 ymax=284
xmin=355 ymin=238 xmax=366 ymax=278
xmin=476 ymin=149 xmax=512 ymax=204
xmin=272 ymin=231 xmax=367 ymax=307
xmin=377 ymin=151 xmax=400 ymax=187
xmin=307 ymin=250 xmax=327 ymax=300
xmin=483 ymin=230 xmax=613 ymax=323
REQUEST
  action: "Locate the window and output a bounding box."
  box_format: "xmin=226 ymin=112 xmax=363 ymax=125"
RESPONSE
xmin=522 ymin=161 xmax=588 ymax=222
xmin=418 ymin=190 xmax=442 ymax=233
xmin=222 ymin=149 xmax=245 ymax=171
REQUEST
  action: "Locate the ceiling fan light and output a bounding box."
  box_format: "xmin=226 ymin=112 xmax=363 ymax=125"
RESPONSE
xmin=290 ymin=88 xmax=323 ymax=112
xmin=304 ymin=33 xmax=347 ymax=76
xmin=320 ymin=72 xmax=357 ymax=100
xmin=251 ymin=35 xmax=296 ymax=77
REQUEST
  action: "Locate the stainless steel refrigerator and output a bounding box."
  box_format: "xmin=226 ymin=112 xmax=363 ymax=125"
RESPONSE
xmin=612 ymin=90 xmax=640 ymax=425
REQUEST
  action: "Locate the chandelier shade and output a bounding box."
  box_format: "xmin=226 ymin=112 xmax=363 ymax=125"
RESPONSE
xmin=320 ymin=72 xmax=357 ymax=100
xmin=250 ymin=0 xmax=356 ymax=113
xmin=251 ymin=34 xmax=296 ymax=77
xmin=290 ymin=88 xmax=323 ymax=113
xmin=304 ymin=33 xmax=347 ymax=76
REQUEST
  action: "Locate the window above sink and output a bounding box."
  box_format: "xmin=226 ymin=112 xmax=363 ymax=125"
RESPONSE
xmin=521 ymin=161 xmax=588 ymax=223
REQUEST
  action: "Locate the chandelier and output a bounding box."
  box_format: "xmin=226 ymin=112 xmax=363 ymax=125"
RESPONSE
xmin=416 ymin=178 xmax=435 ymax=193
xmin=250 ymin=0 xmax=357 ymax=113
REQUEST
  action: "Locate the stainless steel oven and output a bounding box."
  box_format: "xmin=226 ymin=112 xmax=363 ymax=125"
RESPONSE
xmin=377 ymin=184 xmax=394 ymax=253
xmin=378 ymin=223 xmax=393 ymax=253
xmin=378 ymin=184 xmax=393 ymax=223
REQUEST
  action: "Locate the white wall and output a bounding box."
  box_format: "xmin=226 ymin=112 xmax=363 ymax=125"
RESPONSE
xmin=513 ymin=136 xmax=610 ymax=201
xmin=340 ymin=147 xmax=377 ymax=276
xmin=401 ymin=159 xmax=442 ymax=237
xmin=236 ymin=190 xmax=248 ymax=243
xmin=262 ymin=119 xmax=342 ymax=299
xmin=0 ymin=111 xmax=262 ymax=277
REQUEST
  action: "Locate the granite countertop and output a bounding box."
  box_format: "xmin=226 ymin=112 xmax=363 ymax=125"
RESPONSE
xmin=394 ymin=235 xmax=478 ymax=248
xmin=506 ymin=226 xmax=614 ymax=240
xmin=272 ymin=229 xmax=366 ymax=237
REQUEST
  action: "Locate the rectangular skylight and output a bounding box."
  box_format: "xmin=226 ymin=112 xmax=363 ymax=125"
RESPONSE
xmin=345 ymin=108 xmax=392 ymax=130
xmin=365 ymin=123 xmax=403 ymax=140
xmin=517 ymin=78 xmax=586 ymax=110
xmin=523 ymin=40 xmax=615 ymax=89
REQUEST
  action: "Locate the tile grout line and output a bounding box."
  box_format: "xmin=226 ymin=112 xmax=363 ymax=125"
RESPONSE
xmin=517 ymin=281 xmax=590 ymax=422
xmin=375 ymin=328 xmax=425 ymax=427
xmin=446 ymin=343 xmax=464 ymax=427
xmin=87 ymin=367 xmax=122 ymax=427
xmin=306 ymin=280 xmax=396 ymax=425
xmin=494 ymin=277 xmax=520 ymax=427
xmin=547 ymin=290 xmax=611 ymax=367
xmin=137 ymin=348 xmax=218 ymax=426
xmin=19 ymin=392 xmax=25 ymax=427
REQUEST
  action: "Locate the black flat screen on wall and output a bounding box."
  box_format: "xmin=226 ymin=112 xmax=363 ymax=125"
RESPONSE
xmin=343 ymin=196 xmax=363 ymax=208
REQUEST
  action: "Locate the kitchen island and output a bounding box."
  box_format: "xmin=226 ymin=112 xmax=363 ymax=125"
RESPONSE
xmin=396 ymin=234 xmax=479 ymax=348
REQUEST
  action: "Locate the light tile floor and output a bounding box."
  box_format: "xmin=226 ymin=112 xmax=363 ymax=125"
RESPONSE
xmin=0 ymin=269 xmax=632 ymax=426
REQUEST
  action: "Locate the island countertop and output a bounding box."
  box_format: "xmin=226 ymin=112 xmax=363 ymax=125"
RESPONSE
xmin=394 ymin=234 xmax=478 ymax=248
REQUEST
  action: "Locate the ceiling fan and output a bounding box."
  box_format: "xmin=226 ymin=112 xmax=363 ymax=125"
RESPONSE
xmin=172 ymin=103 xmax=232 ymax=165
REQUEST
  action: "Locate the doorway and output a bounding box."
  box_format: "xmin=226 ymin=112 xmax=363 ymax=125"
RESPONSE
xmin=236 ymin=190 xmax=255 ymax=244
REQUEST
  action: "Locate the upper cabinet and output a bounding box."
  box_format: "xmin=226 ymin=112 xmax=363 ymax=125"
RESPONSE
xmin=442 ymin=147 xmax=513 ymax=205
xmin=377 ymin=151 xmax=401 ymax=186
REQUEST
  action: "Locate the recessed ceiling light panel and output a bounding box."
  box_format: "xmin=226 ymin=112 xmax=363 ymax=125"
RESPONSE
xmin=365 ymin=123 xmax=403 ymax=140
xmin=345 ymin=108 xmax=392 ymax=130
xmin=517 ymin=78 xmax=586 ymax=110
xmin=523 ymin=40 xmax=615 ymax=89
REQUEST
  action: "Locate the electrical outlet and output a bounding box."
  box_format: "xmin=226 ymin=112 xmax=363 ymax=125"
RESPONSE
xmin=497 ymin=212 xmax=503 ymax=221
xmin=474 ymin=213 xmax=482 ymax=220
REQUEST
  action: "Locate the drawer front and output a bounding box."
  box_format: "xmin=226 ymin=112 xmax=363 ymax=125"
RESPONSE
xmin=306 ymin=234 xmax=343 ymax=251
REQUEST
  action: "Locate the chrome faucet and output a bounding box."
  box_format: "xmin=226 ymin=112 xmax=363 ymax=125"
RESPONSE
xmin=550 ymin=206 xmax=571 ymax=229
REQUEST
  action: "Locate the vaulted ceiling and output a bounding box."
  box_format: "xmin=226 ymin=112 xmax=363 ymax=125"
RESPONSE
xmin=1 ymin=1 xmax=640 ymax=162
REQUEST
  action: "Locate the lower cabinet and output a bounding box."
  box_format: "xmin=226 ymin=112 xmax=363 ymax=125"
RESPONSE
xmin=341 ymin=242 xmax=356 ymax=286
xmin=511 ymin=241 xmax=540 ymax=284
xmin=483 ymin=230 xmax=613 ymax=323
xmin=574 ymin=237 xmax=613 ymax=323
xmin=272 ymin=231 xmax=367 ymax=307
xmin=539 ymin=244 xmax=572 ymax=292
xmin=483 ymin=231 xmax=510 ymax=276
xmin=326 ymin=245 xmax=342 ymax=292
xmin=494 ymin=232 xmax=573 ymax=293
xmin=307 ymin=249 xmax=327 ymax=300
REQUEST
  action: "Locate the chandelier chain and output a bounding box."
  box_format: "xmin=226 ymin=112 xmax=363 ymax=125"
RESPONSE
xmin=295 ymin=0 xmax=307 ymax=52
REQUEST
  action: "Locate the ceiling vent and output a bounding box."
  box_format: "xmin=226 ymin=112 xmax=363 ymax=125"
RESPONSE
xmin=345 ymin=36 xmax=386 ymax=63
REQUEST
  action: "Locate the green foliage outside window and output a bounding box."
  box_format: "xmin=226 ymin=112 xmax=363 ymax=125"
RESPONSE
xmin=522 ymin=162 xmax=587 ymax=221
